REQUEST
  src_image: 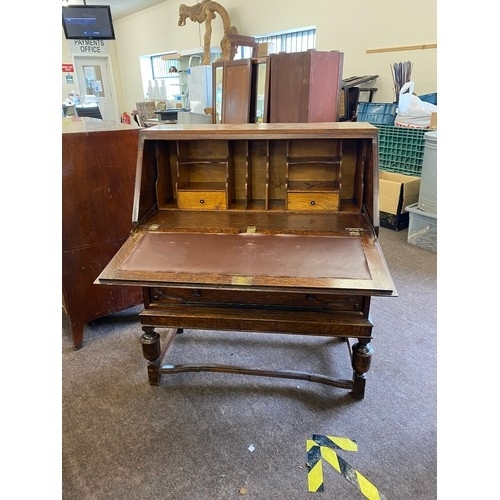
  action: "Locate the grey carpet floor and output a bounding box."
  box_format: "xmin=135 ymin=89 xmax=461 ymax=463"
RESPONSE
xmin=62 ymin=227 xmax=437 ymax=499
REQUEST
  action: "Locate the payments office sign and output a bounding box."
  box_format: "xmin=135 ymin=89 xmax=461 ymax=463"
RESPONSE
xmin=67 ymin=40 xmax=110 ymax=55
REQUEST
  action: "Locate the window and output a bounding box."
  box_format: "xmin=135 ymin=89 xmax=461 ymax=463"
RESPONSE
xmin=235 ymin=27 xmax=316 ymax=59
xmin=139 ymin=53 xmax=182 ymax=101
xmin=258 ymin=27 xmax=316 ymax=52
xmin=152 ymin=55 xmax=181 ymax=79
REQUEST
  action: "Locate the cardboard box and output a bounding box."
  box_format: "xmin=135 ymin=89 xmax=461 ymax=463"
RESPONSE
xmin=430 ymin=112 xmax=437 ymax=129
xmin=257 ymin=42 xmax=276 ymax=57
xmin=379 ymin=171 xmax=420 ymax=230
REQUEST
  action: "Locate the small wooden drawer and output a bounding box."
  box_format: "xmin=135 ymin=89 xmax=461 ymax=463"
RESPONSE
xmin=177 ymin=190 xmax=227 ymax=210
xmin=287 ymin=192 xmax=340 ymax=211
xmin=147 ymin=288 xmax=367 ymax=315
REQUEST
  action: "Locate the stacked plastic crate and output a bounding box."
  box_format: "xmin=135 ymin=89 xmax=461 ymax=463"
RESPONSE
xmin=356 ymin=101 xmax=427 ymax=176
xmin=356 ymin=101 xmax=426 ymax=232
xmin=406 ymin=131 xmax=437 ymax=252
xmin=356 ymin=99 xmax=437 ymax=249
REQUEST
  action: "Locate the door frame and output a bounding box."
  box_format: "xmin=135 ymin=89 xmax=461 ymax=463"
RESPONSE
xmin=72 ymin=54 xmax=120 ymax=122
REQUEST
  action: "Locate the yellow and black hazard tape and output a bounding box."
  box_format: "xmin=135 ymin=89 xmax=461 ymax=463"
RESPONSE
xmin=312 ymin=433 xmax=358 ymax=452
xmin=306 ymin=435 xmax=387 ymax=499
xmin=306 ymin=439 xmax=325 ymax=492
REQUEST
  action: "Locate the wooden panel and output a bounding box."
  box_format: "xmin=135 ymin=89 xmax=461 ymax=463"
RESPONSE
xmin=146 ymin=286 xmax=367 ymax=313
xmin=221 ymin=59 xmax=253 ymax=124
xmin=62 ymin=118 xmax=143 ymax=349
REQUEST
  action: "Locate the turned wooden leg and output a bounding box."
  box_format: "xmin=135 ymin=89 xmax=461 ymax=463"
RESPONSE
xmin=69 ymin=320 xmax=84 ymax=350
xmin=140 ymin=326 xmax=162 ymax=385
xmin=350 ymin=339 xmax=374 ymax=400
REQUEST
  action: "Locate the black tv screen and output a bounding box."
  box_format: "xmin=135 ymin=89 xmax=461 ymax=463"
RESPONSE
xmin=62 ymin=5 xmax=115 ymax=40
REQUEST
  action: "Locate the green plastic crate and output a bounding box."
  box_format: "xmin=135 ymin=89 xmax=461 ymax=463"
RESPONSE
xmin=377 ymin=125 xmax=427 ymax=176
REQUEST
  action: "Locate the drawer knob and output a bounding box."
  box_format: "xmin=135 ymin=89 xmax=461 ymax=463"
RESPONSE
xmin=310 ymin=200 xmax=316 ymax=206
xmin=199 ymin=199 xmax=204 ymax=204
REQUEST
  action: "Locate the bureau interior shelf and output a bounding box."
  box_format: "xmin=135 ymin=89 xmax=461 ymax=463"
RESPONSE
xmin=285 ymin=138 xmax=342 ymax=211
xmin=134 ymin=210 xmax=374 ymax=236
xmin=175 ymin=139 xmax=233 ymax=210
xmin=286 ymin=180 xmax=340 ymax=191
xmin=145 ymin=129 xmax=369 ymax=215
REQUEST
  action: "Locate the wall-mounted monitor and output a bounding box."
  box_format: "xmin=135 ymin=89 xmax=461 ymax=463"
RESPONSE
xmin=62 ymin=5 xmax=116 ymax=40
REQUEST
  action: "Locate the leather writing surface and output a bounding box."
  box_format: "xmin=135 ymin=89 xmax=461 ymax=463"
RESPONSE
xmin=120 ymin=232 xmax=370 ymax=280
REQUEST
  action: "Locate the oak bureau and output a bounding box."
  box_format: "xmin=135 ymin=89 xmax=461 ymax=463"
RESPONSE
xmin=96 ymin=122 xmax=397 ymax=400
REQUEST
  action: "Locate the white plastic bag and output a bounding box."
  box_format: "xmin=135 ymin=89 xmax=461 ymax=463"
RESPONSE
xmin=395 ymin=81 xmax=437 ymax=129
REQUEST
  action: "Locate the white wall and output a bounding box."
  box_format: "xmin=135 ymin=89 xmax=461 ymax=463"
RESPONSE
xmin=62 ymin=0 xmax=437 ymax=118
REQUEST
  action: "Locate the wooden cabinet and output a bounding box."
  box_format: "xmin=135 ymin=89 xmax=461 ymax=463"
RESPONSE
xmin=214 ymin=50 xmax=343 ymax=125
xmin=269 ymin=50 xmax=344 ymax=123
xmin=96 ymin=122 xmax=396 ymax=400
xmin=62 ymin=118 xmax=143 ymax=349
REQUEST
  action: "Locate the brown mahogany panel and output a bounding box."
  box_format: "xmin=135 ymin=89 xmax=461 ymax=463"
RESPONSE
xmin=62 ymin=118 xmax=142 ymax=349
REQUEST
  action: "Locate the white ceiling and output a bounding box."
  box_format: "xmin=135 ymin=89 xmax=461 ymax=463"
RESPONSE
xmin=64 ymin=0 xmax=169 ymax=21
